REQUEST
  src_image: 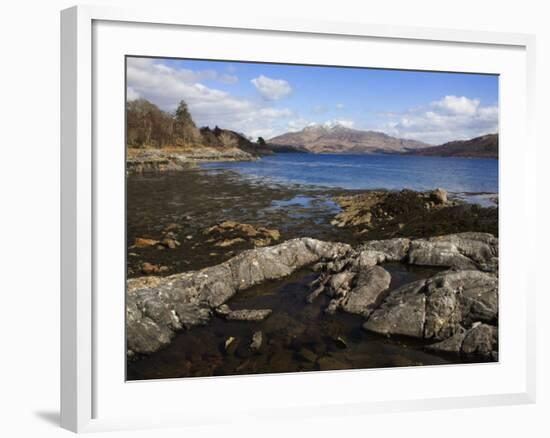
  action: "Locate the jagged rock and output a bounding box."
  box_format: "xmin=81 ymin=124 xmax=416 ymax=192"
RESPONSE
xmin=306 ymin=274 xmax=329 ymax=303
xmin=427 ymin=270 xmax=498 ymax=329
xmin=408 ymin=232 xmax=498 ymax=271
xmin=340 ymin=266 xmax=391 ymax=317
xmin=461 ymin=323 xmax=498 ymax=356
xmin=363 ymin=279 xmax=427 ymax=338
xmin=427 ymin=323 xmax=498 ymax=357
xmin=364 ymin=269 xmax=498 ymax=345
xmin=426 ymin=326 xmax=467 ymax=353
xmin=126 ymin=238 xmax=351 ymax=356
xmin=327 ymin=271 xmax=356 ymax=297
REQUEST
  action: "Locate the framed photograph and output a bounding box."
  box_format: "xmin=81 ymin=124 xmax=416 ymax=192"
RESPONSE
xmin=61 ymin=5 xmax=536 ymax=432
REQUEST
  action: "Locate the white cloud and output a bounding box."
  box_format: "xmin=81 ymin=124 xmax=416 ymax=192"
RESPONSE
xmin=126 ymin=58 xmax=295 ymax=138
xmin=335 ymin=103 xmax=345 ymax=110
xmin=379 ymin=95 xmax=498 ymax=144
xmin=431 ymin=95 xmax=480 ymax=116
xmin=127 ymin=86 xmax=140 ymax=101
xmin=287 ymin=118 xmax=311 ymax=132
xmin=250 ymin=75 xmax=292 ymax=100
xmin=323 ymin=119 xmax=355 ymax=129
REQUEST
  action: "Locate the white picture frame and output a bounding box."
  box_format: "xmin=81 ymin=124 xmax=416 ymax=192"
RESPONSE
xmin=60 ymin=4 xmax=537 ymax=433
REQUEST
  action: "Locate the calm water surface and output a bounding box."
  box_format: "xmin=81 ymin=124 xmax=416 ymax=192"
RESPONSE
xmin=202 ymin=153 xmax=498 ymax=195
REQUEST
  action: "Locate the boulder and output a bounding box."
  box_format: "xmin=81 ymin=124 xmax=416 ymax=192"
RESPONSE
xmin=425 ymin=327 xmax=467 ymax=354
xmin=363 ymin=279 xmax=427 ymax=338
xmin=427 ymin=323 xmax=498 ymax=357
xmin=340 ymin=266 xmax=391 ymax=317
xmin=461 ymin=323 xmax=498 ymax=356
xmin=363 ymin=269 xmax=498 ymax=348
xmin=408 ymin=232 xmax=498 ymax=271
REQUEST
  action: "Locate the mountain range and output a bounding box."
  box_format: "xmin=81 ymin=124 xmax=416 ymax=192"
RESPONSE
xmin=403 ymin=134 xmax=498 ymax=158
xmin=268 ymin=124 xmax=498 ymax=158
xmin=268 ymin=124 xmax=427 ymax=154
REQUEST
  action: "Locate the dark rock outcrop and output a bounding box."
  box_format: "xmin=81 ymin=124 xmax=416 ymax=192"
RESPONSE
xmin=330 ymin=190 xmax=498 ymax=239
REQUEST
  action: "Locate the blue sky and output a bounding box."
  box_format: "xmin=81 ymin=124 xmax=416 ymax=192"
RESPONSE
xmin=127 ymin=57 xmax=498 ymax=145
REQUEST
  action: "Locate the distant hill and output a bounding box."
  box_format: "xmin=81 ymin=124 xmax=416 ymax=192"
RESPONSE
xmin=126 ymin=98 xmax=271 ymax=156
xmin=405 ymin=134 xmax=498 ymax=159
xmin=268 ymin=124 xmax=428 ymax=154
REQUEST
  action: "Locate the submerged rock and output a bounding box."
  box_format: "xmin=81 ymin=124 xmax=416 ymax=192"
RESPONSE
xmin=363 ymin=279 xmax=427 ymax=338
xmin=216 ymin=305 xmax=272 ymax=321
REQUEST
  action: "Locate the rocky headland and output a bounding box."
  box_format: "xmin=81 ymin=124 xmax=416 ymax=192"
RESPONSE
xmin=126 ymin=98 xmax=272 ymax=174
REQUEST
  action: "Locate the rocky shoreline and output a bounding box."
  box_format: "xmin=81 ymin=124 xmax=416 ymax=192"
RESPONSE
xmin=127 ymin=232 xmax=498 ymax=362
xmin=126 ymin=146 xmax=259 ymax=174
xmin=126 ymin=166 xmax=498 ymax=377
